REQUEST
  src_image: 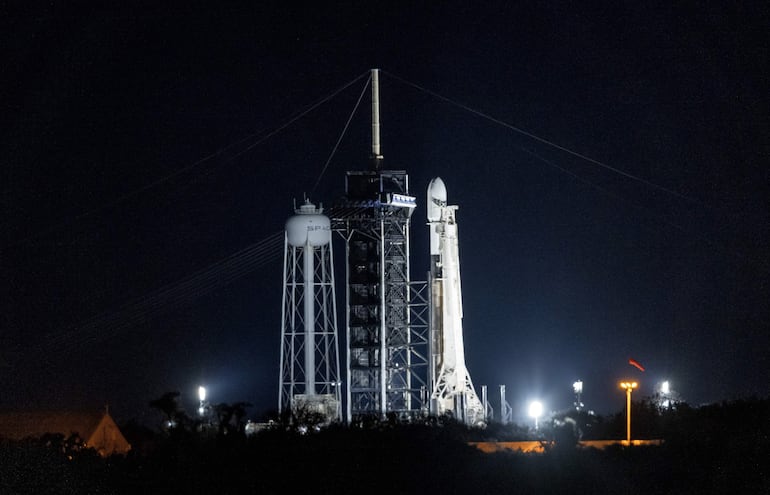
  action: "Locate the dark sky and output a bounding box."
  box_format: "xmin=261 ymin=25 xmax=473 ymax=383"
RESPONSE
xmin=2 ymin=2 xmax=768 ymax=425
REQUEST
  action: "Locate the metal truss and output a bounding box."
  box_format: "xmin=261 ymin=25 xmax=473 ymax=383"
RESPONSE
xmin=332 ymin=169 xmax=428 ymax=422
xmin=278 ymin=236 xmax=341 ymax=418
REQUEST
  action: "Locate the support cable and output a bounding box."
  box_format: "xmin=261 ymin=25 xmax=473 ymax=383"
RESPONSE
xmin=5 ymin=71 xmax=370 ymax=250
xmin=520 ymin=147 xmax=760 ymax=267
xmin=310 ymin=73 xmax=371 ymax=196
xmin=383 ymin=70 xmax=704 ymax=207
xmin=21 ymin=207 xmax=369 ymax=362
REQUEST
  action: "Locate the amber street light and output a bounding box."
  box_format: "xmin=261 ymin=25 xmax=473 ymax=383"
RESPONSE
xmin=620 ymin=381 xmax=638 ymax=443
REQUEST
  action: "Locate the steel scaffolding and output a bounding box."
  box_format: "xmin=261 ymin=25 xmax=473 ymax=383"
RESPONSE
xmin=332 ymin=170 xmax=428 ymax=422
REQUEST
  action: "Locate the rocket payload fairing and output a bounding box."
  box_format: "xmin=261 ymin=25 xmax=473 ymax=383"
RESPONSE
xmin=427 ymin=177 xmax=485 ymax=426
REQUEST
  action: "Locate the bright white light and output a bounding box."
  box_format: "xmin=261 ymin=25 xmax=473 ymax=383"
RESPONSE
xmin=573 ymin=381 xmax=583 ymax=394
xmin=661 ymin=381 xmax=670 ymax=395
xmin=528 ymin=400 xmax=544 ymax=430
xmin=528 ymin=400 xmax=543 ymax=419
xmin=198 ymin=386 xmax=207 ymax=402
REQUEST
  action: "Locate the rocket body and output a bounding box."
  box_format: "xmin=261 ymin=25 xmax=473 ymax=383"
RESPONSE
xmin=427 ymin=177 xmax=484 ymax=426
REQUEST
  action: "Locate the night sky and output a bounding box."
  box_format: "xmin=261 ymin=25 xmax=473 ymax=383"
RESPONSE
xmin=2 ymin=2 xmax=768 ymax=425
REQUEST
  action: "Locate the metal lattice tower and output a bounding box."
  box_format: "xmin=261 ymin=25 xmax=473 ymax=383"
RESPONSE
xmin=500 ymin=385 xmax=513 ymax=425
xmin=279 ymin=201 xmax=341 ymax=422
xmin=332 ymin=171 xmax=429 ymax=422
xmin=481 ymin=385 xmax=494 ymax=422
xmin=330 ymin=70 xmax=429 ymax=422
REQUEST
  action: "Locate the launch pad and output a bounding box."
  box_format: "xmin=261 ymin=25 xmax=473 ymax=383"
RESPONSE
xmin=279 ymin=70 xmax=484 ymax=426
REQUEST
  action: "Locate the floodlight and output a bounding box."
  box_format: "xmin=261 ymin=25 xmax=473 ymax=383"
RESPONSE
xmin=573 ymin=381 xmax=583 ymax=394
xmin=198 ymin=386 xmax=206 ymax=402
xmin=528 ymin=400 xmax=543 ymax=430
xmin=661 ymin=380 xmax=670 ymax=395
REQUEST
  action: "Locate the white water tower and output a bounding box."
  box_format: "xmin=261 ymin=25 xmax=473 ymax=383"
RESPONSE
xmin=279 ymin=199 xmax=341 ymax=422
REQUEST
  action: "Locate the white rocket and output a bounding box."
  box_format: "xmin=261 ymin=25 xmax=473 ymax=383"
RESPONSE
xmin=427 ymin=177 xmax=485 ymax=426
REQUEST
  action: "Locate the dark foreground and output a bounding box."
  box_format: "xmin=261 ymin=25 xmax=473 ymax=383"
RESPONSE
xmin=2 ymin=399 xmax=768 ymax=494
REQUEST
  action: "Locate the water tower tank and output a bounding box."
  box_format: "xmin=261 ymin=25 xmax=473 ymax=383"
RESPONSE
xmin=286 ymin=201 xmax=330 ymax=247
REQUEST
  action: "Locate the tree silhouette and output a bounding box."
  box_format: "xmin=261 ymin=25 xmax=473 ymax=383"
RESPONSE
xmin=231 ymin=402 xmax=252 ymax=433
xmin=213 ymin=403 xmax=234 ymax=436
xmin=210 ymin=401 xmax=253 ymax=435
xmin=149 ymin=391 xmax=188 ymax=430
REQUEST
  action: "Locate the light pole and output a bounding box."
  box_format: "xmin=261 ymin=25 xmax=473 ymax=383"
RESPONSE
xmin=660 ymin=380 xmax=671 ymax=409
xmin=573 ymin=380 xmax=584 ymax=411
xmin=528 ymin=400 xmax=543 ymax=431
xmin=619 ymin=381 xmax=637 ymax=443
xmin=198 ymin=386 xmax=207 ymax=417
xmin=661 ymin=380 xmax=670 ymax=395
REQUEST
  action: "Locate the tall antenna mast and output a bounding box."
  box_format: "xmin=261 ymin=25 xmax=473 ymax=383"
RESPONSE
xmin=371 ymin=68 xmax=384 ymax=169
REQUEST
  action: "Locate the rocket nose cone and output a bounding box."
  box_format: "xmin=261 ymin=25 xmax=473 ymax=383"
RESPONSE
xmin=427 ymin=177 xmax=447 ymax=222
xmin=427 ymin=177 xmax=447 ymax=202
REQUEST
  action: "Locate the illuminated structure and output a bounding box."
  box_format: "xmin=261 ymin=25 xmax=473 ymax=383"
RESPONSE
xmin=286 ymin=69 xmax=486 ymax=426
xmin=500 ymin=385 xmax=513 ymax=425
xmin=279 ymin=200 xmax=341 ymax=422
xmin=658 ymin=380 xmax=670 ymax=408
xmin=655 ymin=379 xmax=678 ymax=409
xmin=198 ymin=386 xmax=207 ymax=417
xmin=528 ymin=400 xmax=543 ymax=430
xmin=481 ymin=385 xmax=494 ymax=421
xmin=331 ymin=69 xmax=429 ymax=422
xmin=427 ymin=177 xmax=485 ymax=426
xmin=573 ymin=380 xmax=584 ymax=411
xmin=620 ymin=381 xmax=638 ymax=443
xmin=661 ymin=380 xmax=670 ymax=395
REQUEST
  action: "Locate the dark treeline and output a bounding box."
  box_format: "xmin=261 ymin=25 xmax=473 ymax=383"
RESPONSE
xmin=1 ymin=397 xmax=768 ymax=494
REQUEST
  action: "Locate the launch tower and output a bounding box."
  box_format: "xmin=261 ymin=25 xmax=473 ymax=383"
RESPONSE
xmin=332 ymin=70 xmax=429 ymax=422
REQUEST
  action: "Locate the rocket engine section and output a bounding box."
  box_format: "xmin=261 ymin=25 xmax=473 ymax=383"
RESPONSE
xmin=427 ymin=177 xmax=485 ymax=427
